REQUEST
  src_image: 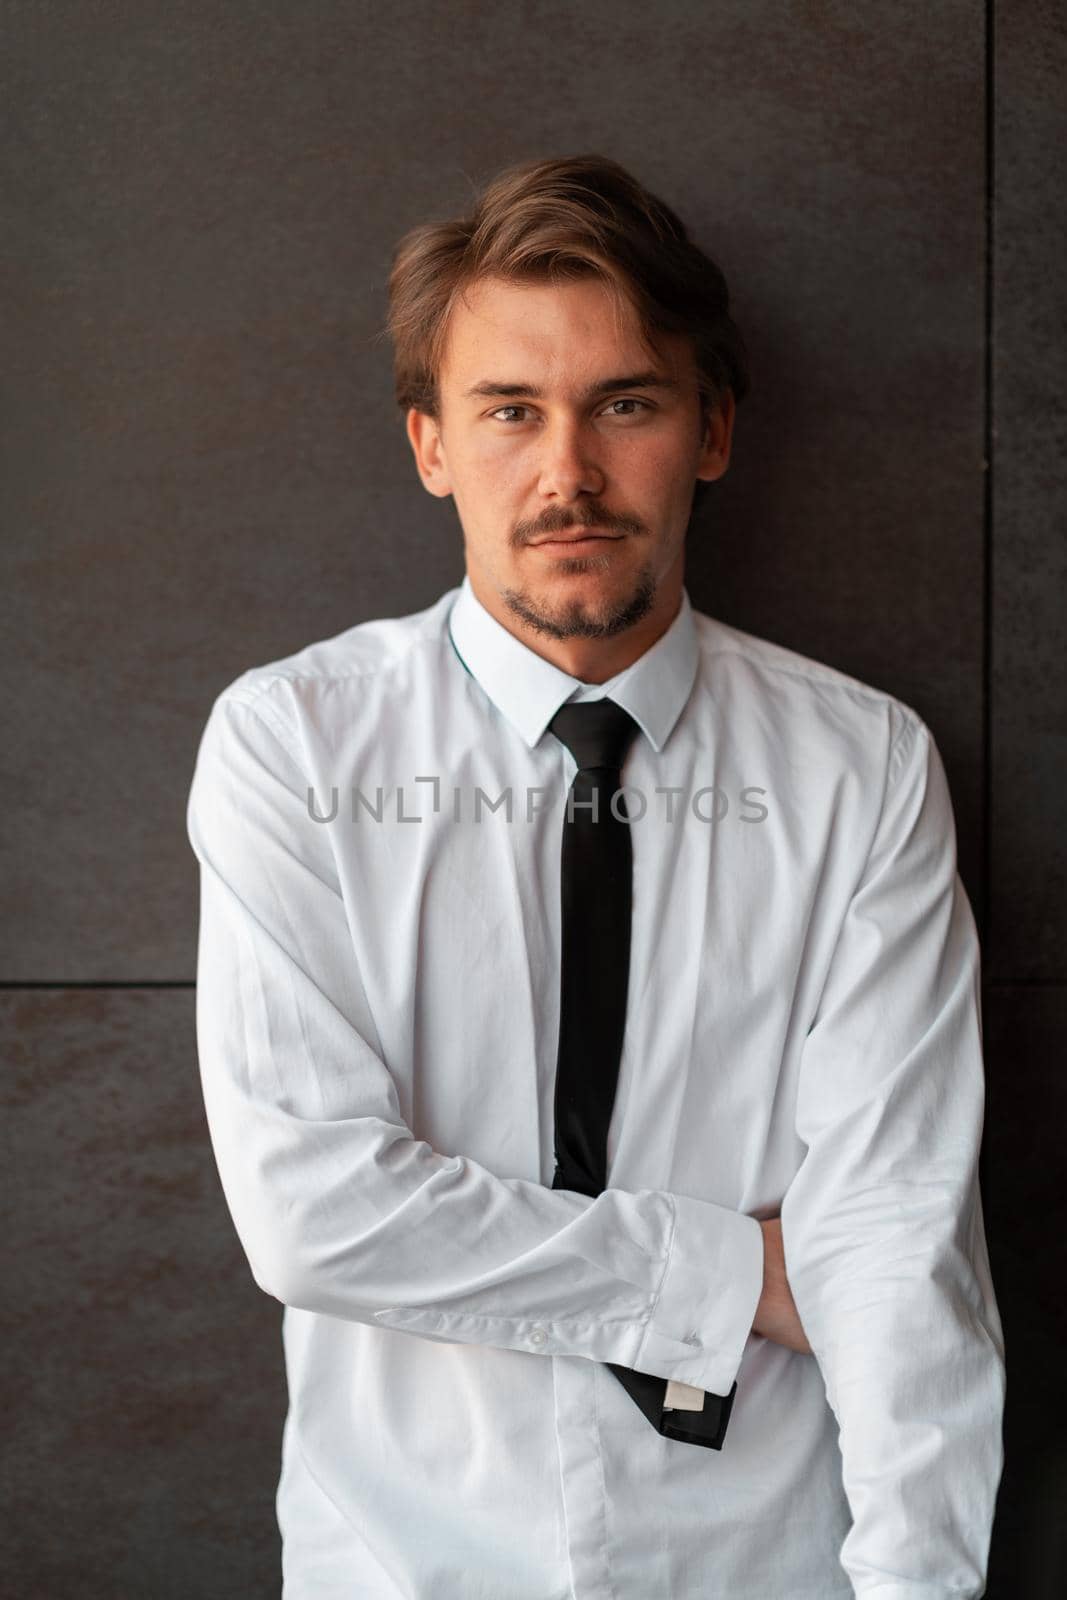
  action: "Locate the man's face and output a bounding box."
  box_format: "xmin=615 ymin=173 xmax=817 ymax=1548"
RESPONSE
xmin=406 ymin=274 xmax=733 ymax=665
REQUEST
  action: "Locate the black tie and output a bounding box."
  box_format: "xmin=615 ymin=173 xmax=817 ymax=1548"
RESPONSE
xmin=548 ymin=698 xmax=639 ymax=1199
xmin=548 ymin=697 xmax=737 ymax=1451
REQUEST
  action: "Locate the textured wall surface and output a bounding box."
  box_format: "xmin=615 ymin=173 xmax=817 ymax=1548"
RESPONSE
xmin=3 ymin=989 xmax=285 ymax=1595
xmin=981 ymin=4 xmax=1067 ymax=1595
xmin=2 ymin=1 xmax=1062 ymax=1594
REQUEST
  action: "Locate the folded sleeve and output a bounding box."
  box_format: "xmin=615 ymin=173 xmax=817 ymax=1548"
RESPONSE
xmin=780 ymin=708 xmax=1006 ymax=1596
xmin=186 ymin=688 xmax=763 ymax=1395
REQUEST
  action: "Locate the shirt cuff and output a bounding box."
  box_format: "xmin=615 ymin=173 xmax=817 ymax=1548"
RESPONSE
xmin=634 ymin=1196 xmax=763 ymax=1393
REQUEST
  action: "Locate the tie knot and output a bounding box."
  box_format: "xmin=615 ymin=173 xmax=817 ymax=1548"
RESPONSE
xmin=548 ymin=698 xmax=640 ymax=774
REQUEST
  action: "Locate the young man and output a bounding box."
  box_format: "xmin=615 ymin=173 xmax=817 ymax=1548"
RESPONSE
xmin=187 ymin=155 xmax=1005 ymax=1597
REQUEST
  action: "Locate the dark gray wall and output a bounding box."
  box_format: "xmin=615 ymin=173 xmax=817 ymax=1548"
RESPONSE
xmin=982 ymin=5 xmax=1067 ymax=1596
xmin=2 ymin=3 xmax=1062 ymax=1594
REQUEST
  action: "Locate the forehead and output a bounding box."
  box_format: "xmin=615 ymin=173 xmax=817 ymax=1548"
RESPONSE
xmin=438 ymin=275 xmax=693 ymax=394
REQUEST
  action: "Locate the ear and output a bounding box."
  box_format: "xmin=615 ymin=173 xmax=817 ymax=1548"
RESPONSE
xmin=696 ymin=390 xmax=736 ymax=483
xmin=406 ymin=408 xmax=453 ymax=499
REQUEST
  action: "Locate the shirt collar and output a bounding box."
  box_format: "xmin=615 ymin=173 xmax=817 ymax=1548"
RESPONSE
xmin=446 ymin=573 xmax=699 ymax=753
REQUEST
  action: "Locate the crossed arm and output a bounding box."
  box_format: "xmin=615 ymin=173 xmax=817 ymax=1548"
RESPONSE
xmin=188 ymin=689 xmax=1003 ymax=1595
xmin=753 ymin=1217 xmax=811 ymax=1353
xmin=768 ymin=708 xmax=1004 ymax=1594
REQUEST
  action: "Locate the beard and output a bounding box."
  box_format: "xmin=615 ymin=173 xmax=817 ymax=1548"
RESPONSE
xmin=499 ymin=559 xmax=658 ymax=641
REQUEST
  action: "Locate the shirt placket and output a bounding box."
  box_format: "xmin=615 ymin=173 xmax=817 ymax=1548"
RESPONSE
xmin=552 ymin=1354 xmax=615 ymax=1599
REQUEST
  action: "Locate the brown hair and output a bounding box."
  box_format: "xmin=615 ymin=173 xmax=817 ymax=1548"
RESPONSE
xmin=385 ymin=154 xmax=749 ymax=424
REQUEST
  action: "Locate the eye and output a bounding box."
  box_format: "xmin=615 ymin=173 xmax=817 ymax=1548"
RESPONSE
xmin=601 ymin=398 xmax=652 ymax=418
xmin=486 ymin=398 xmax=653 ymax=425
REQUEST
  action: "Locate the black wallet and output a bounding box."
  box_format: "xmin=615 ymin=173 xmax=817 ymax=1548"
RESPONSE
xmin=605 ymin=1362 xmax=737 ymax=1450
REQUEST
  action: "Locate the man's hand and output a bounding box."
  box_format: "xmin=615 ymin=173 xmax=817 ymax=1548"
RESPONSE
xmin=752 ymin=1216 xmax=812 ymax=1354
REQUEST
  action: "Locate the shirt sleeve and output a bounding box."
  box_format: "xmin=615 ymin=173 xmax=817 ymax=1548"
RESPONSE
xmin=186 ymin=690 xmax=764 ymax=1396
xmin=780 ymin=708 xmax=1006 ymax=1597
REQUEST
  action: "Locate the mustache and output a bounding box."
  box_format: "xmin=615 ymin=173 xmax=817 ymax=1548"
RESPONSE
xmin=513 ymin=502 xmax=646 ymax=543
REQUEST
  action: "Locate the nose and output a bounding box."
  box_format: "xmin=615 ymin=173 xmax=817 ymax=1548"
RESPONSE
xmin=536 ymin=416 xmax=606 ymax=502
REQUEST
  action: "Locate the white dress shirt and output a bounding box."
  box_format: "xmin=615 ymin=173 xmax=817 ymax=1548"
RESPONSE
xmin=187 ymin=575 xmax=1005 ymax=1599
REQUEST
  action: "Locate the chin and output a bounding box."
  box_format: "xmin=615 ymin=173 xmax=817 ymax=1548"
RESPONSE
xmin=502 ymin=567 xmax=657 ymax=641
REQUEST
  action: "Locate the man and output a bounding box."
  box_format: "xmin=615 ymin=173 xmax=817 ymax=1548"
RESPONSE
xmin=187 ymin=154 xmax=1005 ymax=1597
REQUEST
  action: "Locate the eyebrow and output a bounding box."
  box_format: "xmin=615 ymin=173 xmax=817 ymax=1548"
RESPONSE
xmin=462 ymin=371 xmax=680 ymax=401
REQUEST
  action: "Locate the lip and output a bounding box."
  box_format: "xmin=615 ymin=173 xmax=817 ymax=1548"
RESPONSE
xmin=529 ymin=529 xmax=625 ymax=548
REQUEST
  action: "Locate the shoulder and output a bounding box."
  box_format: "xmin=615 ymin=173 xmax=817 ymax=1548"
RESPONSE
xmin=202 ymin=586 xmax=461 ymax=740
xmin=216 ymin=585 xmax=459 ymax=707
xmin=690 ymin=607 xmax=927 ymax=766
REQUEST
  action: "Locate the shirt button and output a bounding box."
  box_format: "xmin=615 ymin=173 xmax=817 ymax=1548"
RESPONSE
xmin=529 ymin=1327 xmax=547 ymax=1346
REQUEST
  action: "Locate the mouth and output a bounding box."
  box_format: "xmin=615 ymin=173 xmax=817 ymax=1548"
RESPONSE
xmin=529 ymin=529 xmax=625 ymax=551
